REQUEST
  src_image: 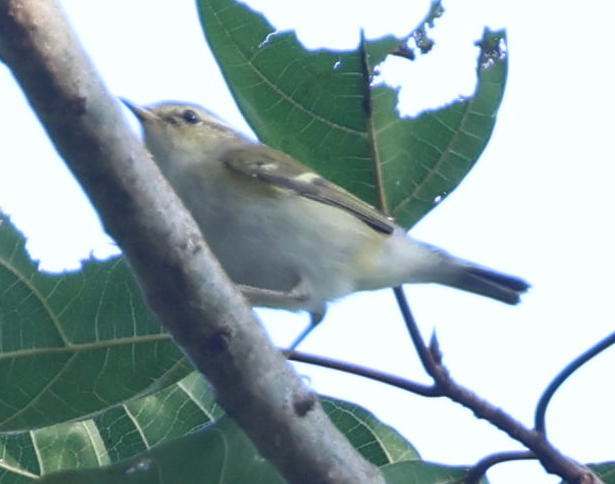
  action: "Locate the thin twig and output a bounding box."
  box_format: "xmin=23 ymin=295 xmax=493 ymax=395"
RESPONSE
xmin=465 ymin=451 xmax=536 ymax=484
xmin=285 ymin=350 xmax=440 ymax=397
xmin=392 ymin=287 xmax=604 ymax=484
xmin=393 ymin=286 xmax=437 ymax=372
xmin=535 ymin=329 xmax=615 ymax=435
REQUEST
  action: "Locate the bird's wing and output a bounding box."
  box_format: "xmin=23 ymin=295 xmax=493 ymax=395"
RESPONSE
xmin=222 ymin=145 xmax=396 ymax=234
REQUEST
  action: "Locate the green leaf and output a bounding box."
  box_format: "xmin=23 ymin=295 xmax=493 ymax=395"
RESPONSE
xmin=321 ymin=396 xmax=419 ymax=466
xmin=36 ymin=416 xmax=284 ymax=484
xmin=0 ymin=214 xmax=190 ymax=431
xmin=0 ymin=375 xmax=416 ymax=483
xmin=31 ymin=414 xmax=475 ymax=484
xmin=197 ymin=0 xmax=507 ymax=227
xmin=0 ymin=372 xmax=222 ymax=482
xmin=381 ymin=461 xmax=486 ymax=484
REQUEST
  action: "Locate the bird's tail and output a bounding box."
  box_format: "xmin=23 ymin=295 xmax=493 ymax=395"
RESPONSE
xmin=365 ymin=234 xmax=530 ymax=304
xmin=440 ymin=263 xmax=529 ymax=305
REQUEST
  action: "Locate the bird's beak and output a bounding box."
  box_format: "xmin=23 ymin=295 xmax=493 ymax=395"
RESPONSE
xmin=120 ymin=98 xmax=158 ymax=123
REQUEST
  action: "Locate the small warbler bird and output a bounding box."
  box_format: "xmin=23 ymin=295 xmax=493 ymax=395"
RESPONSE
xmin=123 ymin=100 xmax=529 ymax=325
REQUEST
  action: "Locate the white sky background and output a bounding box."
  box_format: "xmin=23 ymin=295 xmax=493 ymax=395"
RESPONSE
xmin=1 ymin=1 xmax=614 ymax=483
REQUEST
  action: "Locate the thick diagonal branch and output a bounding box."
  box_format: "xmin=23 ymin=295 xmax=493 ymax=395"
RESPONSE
xmin=0 ymin=1 xmax=384 ymax=483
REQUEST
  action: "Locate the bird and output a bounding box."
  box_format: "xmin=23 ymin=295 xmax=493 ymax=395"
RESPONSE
xmin=123 ymin=100 xmax=529 ymax=334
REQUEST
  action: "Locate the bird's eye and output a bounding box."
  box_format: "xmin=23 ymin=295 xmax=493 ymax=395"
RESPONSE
xmin=182 ymin=109 xmax=200 ymax=124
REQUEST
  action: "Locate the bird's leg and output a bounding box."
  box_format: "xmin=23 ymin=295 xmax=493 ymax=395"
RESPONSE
xmin=237 ymin=281 xmax=310 ymax=302
xmin=287 ymin=309 xmax=326 ymax=350
xmin=236 ymin=280 xmax=326 ymax=349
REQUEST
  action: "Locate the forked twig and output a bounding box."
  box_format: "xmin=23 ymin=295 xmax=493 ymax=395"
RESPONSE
xmin=392 ymin=286 xmax=604 ymax=484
